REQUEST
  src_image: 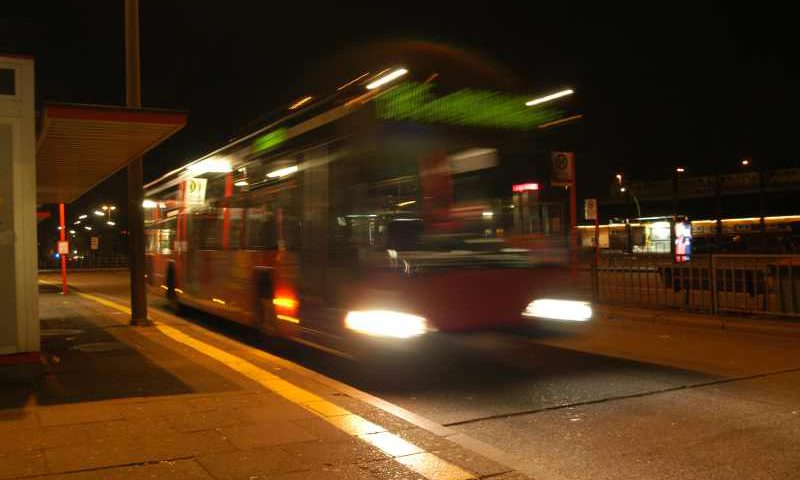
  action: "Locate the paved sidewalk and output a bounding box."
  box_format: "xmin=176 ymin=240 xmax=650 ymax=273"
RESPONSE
xmin=595 ymin=303 xmax=800 ymax=337
xmin=0 ymin=283 xmax=529 ymax=480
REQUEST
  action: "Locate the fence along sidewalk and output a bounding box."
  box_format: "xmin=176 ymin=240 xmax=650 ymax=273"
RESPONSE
xmin=594 ymin=254 xmax=800 ymax=317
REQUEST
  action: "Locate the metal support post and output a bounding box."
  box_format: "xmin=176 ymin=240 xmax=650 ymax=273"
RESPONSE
xmin=125 ymin=0 xmax=148 ymax=324
xmin=59 ymin=203 xmax=67 ymax=294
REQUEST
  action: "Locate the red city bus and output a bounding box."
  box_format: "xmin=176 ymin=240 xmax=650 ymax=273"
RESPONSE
xmin=144 ymin=73 xmax=590 ymax=358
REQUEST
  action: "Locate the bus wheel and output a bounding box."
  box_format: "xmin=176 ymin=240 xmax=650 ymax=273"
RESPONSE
xmin=166 ymin=265 xmax=182 ymax=313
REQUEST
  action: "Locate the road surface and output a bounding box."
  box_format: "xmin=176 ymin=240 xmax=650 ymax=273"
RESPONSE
xmin=43 ymin=270 xmax=800 ymax=480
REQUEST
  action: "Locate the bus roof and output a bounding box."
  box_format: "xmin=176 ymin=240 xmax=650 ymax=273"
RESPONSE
xmin=145 ymin=76 xmax=569 ymax=194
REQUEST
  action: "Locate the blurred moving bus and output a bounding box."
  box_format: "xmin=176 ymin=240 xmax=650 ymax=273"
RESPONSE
xmin=144 ymin=73 xmax=590 ymax=357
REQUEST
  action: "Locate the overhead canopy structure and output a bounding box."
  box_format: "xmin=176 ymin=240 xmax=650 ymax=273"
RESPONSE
xmin=36 ymin=103 xmax=187 ymax=204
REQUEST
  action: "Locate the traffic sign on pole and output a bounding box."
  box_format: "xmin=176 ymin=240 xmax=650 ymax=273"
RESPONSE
xmin=584 ymin=198 xmax=598 ymax=221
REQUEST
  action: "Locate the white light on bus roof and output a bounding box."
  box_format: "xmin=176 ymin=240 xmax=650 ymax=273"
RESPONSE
xmin=234 ymin=180 xmax=249 ymax=187
xmin=186 ymin=158 xmax=232 ymax=175
xmin=289 ymin=96 xmax=313 ymax=110
xmin=142 ymin=199 xmax=157 ymax=209
xmin=525 ymin=89 xmax=574 ymax=107
xmin=366 ymin=68 xmax=408 ymax=90
xmin=266 ymin=165 xmax=299 ymax=179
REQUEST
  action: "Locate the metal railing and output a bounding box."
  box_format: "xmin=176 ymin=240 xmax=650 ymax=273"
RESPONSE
xmin=594 ymin=254 xmax=800 ymax=317
xmin=39 ymin=254 xmax=129 ymax=271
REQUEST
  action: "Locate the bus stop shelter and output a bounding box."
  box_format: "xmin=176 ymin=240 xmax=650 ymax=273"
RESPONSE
xmin=1 ymin=62 xmax=186 ymax=380
xmin=37 ymin=103 xmax=187 ymax=204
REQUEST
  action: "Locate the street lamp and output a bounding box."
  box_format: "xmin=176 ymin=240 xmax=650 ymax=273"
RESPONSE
xmin=742 ymin=158 xmax=767 ymax=243
xmin=100 ymin=205 xmax=117 ymax=222
xmin=675 ymin=166 xmax=685 ymax=173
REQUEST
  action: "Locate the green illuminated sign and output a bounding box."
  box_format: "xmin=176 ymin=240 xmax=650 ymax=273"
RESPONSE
xmin=376 ymin=82 xmax=561 ymax=130
xmin=252 ymin=127 xmax=287 ymax=155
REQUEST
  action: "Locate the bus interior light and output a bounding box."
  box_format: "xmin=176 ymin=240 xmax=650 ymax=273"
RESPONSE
xmin=523 ymin=299 xmax=592 ymax=322
xmin=186 ymin=158 xmax=232 ymax=175
xmin=142 ymin=199 xmax=157 ymax=208
xmin=266 ymin=165 xmax=299 ymax=178
xmin=234 ymin=180 xmax=249 ymax=187
xmin=344 ymin=310 xmax=427 ymax=338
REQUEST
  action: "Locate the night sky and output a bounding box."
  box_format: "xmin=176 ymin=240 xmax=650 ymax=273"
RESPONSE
xmin=2 ymin=2 xmax=796 ymax=217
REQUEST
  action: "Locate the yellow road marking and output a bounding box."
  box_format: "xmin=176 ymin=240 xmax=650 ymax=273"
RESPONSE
xmin=361 ymin=431 xmax=423 ymax=457
xmin=397 ymin=452 xmax=474 ymax=480
xmin=327 ymin=414 xmax=385 ymax=435
xmin=70 ymin=291 xmax=477 ymax=480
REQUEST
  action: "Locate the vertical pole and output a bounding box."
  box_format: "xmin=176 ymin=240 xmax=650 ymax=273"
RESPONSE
xmin=222 ymin=173 xmax=233 ymax=249
xmin=671 ymin=173 xmax=678 ymax=260
xmin=758 ymin=165 xmax=767 ymax=250
xmin=569 ymin=160 xmax=577 ymax=276
xmin=714 ymin=174 xmax=723 ymax=247
xmin=594 ymin=216 xmax=600 ymax=267
xmin=592 ymin=215 xmax=600 ymax=302
xmin=59 ymin=203 xmax=67 ymax=294
xmin=125 ymin=0 xmax=148 ymax=324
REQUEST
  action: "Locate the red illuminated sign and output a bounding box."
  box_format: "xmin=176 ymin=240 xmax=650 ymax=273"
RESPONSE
xmin=512 ymin=182 xmax=539 ymax=193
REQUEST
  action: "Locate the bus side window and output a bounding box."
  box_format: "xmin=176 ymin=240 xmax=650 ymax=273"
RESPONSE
xmin=197 ymin=209 xmax=220 ymax=250
xmin=245 ymin=206 xmax=277 ymax=250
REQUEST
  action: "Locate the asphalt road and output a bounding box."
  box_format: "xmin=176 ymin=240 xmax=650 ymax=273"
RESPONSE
xmin=43 ymin=270 xmax=800 ymax=480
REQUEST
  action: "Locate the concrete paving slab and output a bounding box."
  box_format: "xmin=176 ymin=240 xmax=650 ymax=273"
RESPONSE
xmin=0 ymin=448 xmax=47 ymax=480
xmin=164 ymin=409 xmax=241 ymax=433
xmin=0 ymin=423 xmax=90 ymax=453
xmin=221 ymin=420 xmax=317 ymax=449
xmin=283 ymin=439 xmax=388 ymax=467
xmin=197 ymin=446 xmax=310 ymax=480
xmin=37 ymin=403 xmax=123 ymax=427
xmin=44 ymin=429 xmax=233 ymax=473
xmin=271 ymin=464 xmax=378 ymax=480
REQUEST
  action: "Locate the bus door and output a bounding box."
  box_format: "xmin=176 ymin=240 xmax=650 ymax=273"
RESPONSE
xmin=299 ymin=145 xmax=330 ymax=319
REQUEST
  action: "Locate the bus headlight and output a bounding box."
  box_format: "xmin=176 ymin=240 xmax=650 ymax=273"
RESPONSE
xmin=345 ymin=310 xmax=428 ymax=338
xmin=522 ymin=299 xmax=592 ymax=322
